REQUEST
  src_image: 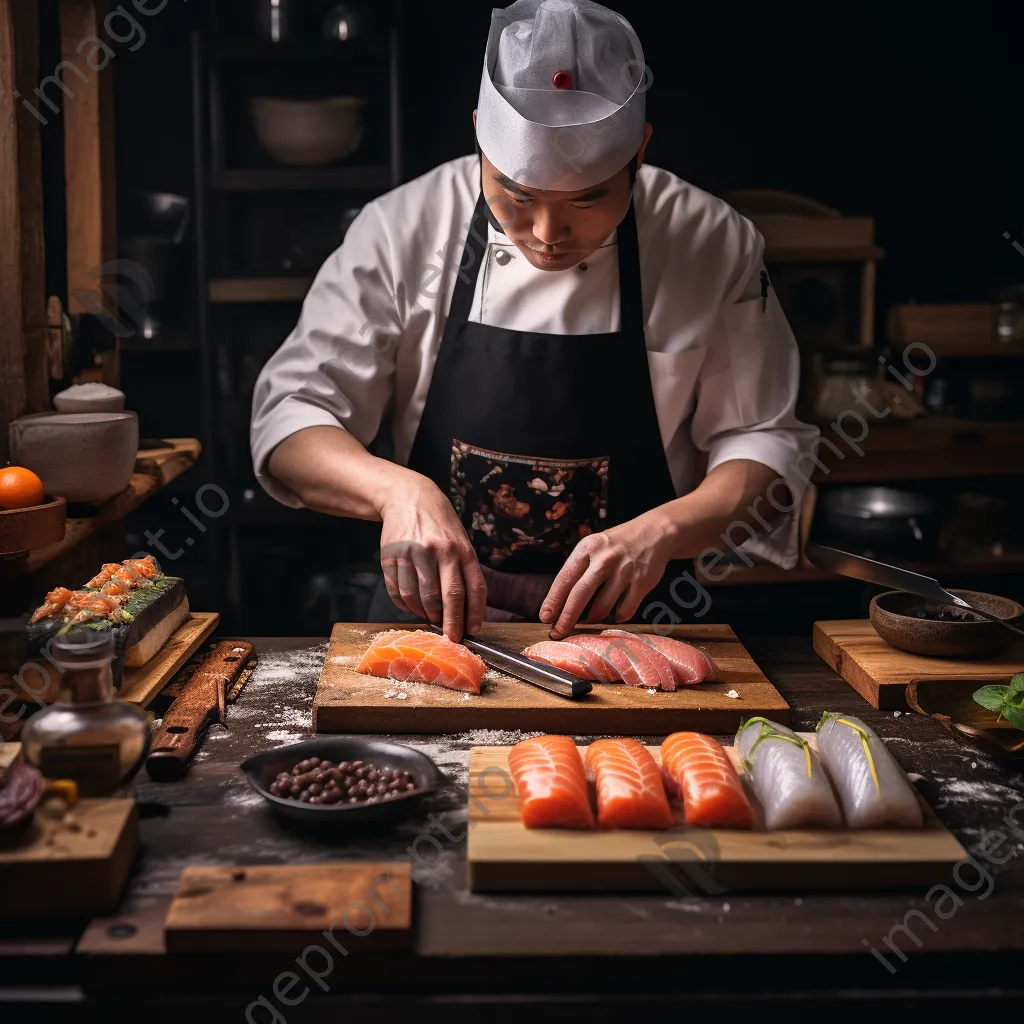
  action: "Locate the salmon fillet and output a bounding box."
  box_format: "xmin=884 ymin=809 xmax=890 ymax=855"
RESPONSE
xmin=660 ymin=732 xmax=754 ymax=829
xmin=584 ymin=738 xmax=674 ymax=830
xmin=521 ymin=640 xmax=617 ymax=682
xmin=601 ymin=630 xmax=716 ymax=685
xmin=356 ymin=629 xmax=485 ymax=694
xmin=508 ymin=735 xmax=596 ymax=829
xmin=564 ymin=634 xmax=672 ymax=690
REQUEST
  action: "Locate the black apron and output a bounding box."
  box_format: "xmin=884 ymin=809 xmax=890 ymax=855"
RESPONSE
xmin=367 ymin=190 xmax=693 ymax=624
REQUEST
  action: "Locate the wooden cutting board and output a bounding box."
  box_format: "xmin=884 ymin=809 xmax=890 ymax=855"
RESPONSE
xmin=314 ymin=623 xmax=789 ymax=734
xmin=814 ymin=619 xmax=1024 ymax=710
xmin=164 ymin=863 xmax=412 ymax=953
xmin=0 ymin=745 xmax=138 ymax=919
xmin=467 ymin=741 xmax=966 ymax=893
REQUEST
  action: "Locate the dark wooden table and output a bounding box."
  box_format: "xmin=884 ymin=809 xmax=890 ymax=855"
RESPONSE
xmin=3 ymin=633 xmax=1024 ymax=1021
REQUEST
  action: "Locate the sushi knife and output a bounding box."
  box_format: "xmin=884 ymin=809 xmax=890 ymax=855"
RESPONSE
xmin=145 ymin=640 xmax=255 ymax=781
xmin=427 ymin=625 xmax=592 ymax=699
xmin=806 ymin=543 xmax=1024 ymax=640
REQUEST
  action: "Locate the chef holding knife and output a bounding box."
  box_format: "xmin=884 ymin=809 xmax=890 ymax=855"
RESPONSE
xmin=251 ymin=0 xmax=818 ymax=642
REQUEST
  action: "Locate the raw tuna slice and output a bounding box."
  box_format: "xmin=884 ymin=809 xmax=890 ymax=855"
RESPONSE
xmin=584 ymin=738 xmax=674 ymax=830
xmin=601 ymin=629 xmax=716 ymax=685
xmin=521 ymin=640 xmax=617 ymax=683
xmin=508 ymin=735 xmax=596 ymax=829
xmin=564 ymin=634 xmax=672 ymax=690
xmin=356 ymin=629 xmax=485 ymax=694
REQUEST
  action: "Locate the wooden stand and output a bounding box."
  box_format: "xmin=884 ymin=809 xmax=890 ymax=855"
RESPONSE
xmin=0 ymin=746 xmax=137 ymax=919
xmin=814 ymin=619 xmax=1024 ymax=709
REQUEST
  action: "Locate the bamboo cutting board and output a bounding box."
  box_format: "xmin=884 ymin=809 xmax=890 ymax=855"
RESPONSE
xmin=814 ymin=619 xmax=1024 ymax=710
xmin=467 ymin=741 xmax=966 ymax=893
xmin=314 ymin=623 xmax=789 ymax=734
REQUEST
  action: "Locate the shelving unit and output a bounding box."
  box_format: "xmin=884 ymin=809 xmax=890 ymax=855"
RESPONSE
xmin=187 ymin=0 xmax=404 ymax=626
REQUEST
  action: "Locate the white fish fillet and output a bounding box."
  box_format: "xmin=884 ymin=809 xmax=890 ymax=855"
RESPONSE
xmin=815 ymin=713 xmax=923 ymax=828
xmin=735 ymin=718 xmax=843 ymax=830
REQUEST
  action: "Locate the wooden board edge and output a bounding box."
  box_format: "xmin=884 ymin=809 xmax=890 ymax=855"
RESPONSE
xmin=813 ymin=621 xmax=885 ymax=709
xmin=119 ymin=612 xmax=219 ymax=707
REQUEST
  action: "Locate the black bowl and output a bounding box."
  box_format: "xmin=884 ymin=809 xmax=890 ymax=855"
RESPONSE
xmin=240 ymin=737 xmax=445 ymax=828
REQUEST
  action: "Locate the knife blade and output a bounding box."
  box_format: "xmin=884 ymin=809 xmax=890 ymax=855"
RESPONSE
xmin=427 ymin=625 xmax=592 ymax=699
xmin=145 ymin=640 xmax=255 ymax=781
xmin=806 ymin=543 xmax=1024 ymax=639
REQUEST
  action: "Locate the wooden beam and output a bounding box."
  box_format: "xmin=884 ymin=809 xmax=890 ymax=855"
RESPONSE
xmin=0 ymin=0 xmax=48 ymax=461
xmin=60 ymin=0 xmax=118 ymax=386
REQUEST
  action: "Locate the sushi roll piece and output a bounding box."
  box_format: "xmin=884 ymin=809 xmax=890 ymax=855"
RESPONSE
xmin=26 ymin=558 xmax=189 ymax=687
xmin=815 ymin=713 xmax=923 ymax=829
xmin=735 ymin=717 xmax=843 ymax=830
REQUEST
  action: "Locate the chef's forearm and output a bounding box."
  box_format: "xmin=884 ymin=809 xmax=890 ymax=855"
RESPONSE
xmin=267 ymin=426 xmax=420 ymax=522
xmin=652 ymin=459 xmax=787 ymax=559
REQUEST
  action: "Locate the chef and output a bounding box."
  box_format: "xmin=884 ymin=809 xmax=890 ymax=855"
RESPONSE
xmin=251 ymin=0 xmax=818 ymax=642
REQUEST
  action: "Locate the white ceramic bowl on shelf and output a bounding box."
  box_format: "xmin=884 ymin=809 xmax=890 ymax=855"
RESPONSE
xmin=9 ymin=411 xmax=139 ymax=505
xmin=53 ymin=383 xmax=126 ymax=414
xmin=250 ymin=96 xmax=366 ymax=167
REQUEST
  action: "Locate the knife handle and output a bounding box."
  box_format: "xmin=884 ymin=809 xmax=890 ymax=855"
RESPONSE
xmin=146 ymin=640 xmax=253 ymax=782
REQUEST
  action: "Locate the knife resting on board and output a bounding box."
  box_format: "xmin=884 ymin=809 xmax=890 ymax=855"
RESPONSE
xmin=428 ymin=625 xmax=592 ymax=699
xmin=146 ymin=640 xmax=255 ymax=780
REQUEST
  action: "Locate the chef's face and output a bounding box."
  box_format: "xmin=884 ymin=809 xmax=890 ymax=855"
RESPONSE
xmin=476 ymin=117 xmax=653 ymax=273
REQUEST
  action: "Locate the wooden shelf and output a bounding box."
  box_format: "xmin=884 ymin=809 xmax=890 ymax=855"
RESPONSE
xmin=810 ymin=418 xmax=1024 ymax=482
xmin=210 ymin=166 xmax=390 ymax=191
xmin=1 ymin=439 xmax=201 ymax=579
xmin=209 ymin=277 xmax=311 ymax=303
xmin=765 ymin=244 xmax=884 ymax=263
xmin=700 ymin=556 xmax=1024 ymax=586
xmin=887 ymin=303 xmax=1007 ymax=357
xmin=211 ymin=39 xmax=389 ymax=62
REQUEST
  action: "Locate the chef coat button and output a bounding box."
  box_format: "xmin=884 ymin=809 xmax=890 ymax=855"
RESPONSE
xmin=579 ymin=261 xmax=588 ymax=271
xmin=495 ymin=250 xmax=512 ymax=266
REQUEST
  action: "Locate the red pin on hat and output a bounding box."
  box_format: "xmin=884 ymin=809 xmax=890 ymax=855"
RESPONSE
xmin=552 ymin=70 xmax=574 ymax=89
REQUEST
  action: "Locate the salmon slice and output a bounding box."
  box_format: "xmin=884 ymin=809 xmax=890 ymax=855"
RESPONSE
xmin=356 ymin=629 xmax=485 ymax=694
xmin=660 ymin=732 xmax=754 ymax=829
xmin=583 ymin=738 xmax=674 ymax=830
xmin=508 ymin=735 xmax=596 ymax=829
xmin=589 ymin=631 xmax=676 ymax=691
xmin=601 ymin=630 xmax=716 ymax=685
xmin=521 ymin=641 xmax=616 ymax=682
xmin=564 ymin=634 xmax=670 ymax=690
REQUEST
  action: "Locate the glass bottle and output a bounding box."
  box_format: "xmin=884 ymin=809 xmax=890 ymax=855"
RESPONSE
xmin=21 ymin=629 xmax=150 ymax=797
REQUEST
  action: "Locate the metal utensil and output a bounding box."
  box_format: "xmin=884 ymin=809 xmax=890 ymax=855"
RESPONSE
xmin=427 ymin=625 xmax=592 ymax=699
xmin=806 ymin=543 xmax=1024 ymax=641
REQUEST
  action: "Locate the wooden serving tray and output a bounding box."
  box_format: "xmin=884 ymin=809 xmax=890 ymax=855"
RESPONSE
xmin=314 ymin=623 xmax=789 ymax=735
xmin=467 ymin=740 xmax=966 ymax=893
xmin=814 ymin=619 xmax=1024 ymax=710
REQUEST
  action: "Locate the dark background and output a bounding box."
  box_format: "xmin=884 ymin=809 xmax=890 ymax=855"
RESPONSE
xmin=33 ymin=0 xmax=1024 ymax=634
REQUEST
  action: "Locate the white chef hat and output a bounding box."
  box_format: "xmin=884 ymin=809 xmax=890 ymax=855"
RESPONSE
xmin=476 ymin=0 xmax=648 ymax=192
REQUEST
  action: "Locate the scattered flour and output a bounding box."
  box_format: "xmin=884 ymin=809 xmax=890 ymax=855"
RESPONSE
xmin=726 ymin=690 xmax=740 ymax=699
xmin=646 ymin=688 xmax=657 ymax=695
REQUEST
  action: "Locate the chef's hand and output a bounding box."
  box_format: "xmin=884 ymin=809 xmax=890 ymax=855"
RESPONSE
xmin=539 ymin=511 xmax=676 ymax=640
xmin=379 ymin=476 xmax=487 ymax=642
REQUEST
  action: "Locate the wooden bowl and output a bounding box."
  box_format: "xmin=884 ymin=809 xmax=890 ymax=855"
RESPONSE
xmin=869 ymin=589 xmax=1024 ymax=659
xmin=0 ymin=496 xmax=66 ymax=554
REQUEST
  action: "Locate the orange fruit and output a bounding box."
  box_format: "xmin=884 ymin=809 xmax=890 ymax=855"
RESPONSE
xmin=0 ymin=466 xmax=46 ymax=510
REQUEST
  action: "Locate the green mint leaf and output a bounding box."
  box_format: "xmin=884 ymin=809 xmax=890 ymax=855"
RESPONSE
xmin=973 ymin=685 xmax=1010 ymax=713
xmin=1009 ymin=673 xmax=1024 ymax=697
xmin=999 ymin=705 xmax=1024 ymax=732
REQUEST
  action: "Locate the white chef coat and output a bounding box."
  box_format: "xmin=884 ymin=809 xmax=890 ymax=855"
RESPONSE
xmin=250 ymin=155 xmax=819 ymax=568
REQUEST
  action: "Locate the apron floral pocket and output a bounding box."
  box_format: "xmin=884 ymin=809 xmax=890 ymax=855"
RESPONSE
xmin=450 ymin=440 xmax=609 ymax=569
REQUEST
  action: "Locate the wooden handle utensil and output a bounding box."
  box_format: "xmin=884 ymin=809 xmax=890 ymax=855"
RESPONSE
xmin=145 ymin=640 xmax=254 ymax=781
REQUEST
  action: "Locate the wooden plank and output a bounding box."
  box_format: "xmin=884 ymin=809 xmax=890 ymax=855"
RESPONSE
xmin=813 ymin=619 xmax=1024 ymax=710
xmin=208 ymin=277 xmax=312 ymax=303
xmin=0 ymin=798 xmax=137 ymax=918
xmin=134 ymin=438 xmax=202 ymax=487
xmin=888 ymin=303 xmax=996 ymax=352
xmin=315 ymin=623 xmax=789 ymax=734
xmin=119 ymin=612 xmax=220 ymax=707
xmin=164 ymin=863 xmax=412 ymax=953
xmin=60 ymin=0 xmax=118 ymax=387
xmin=754 ymin=215 xmax=875 ymax=249
xmin=0 ymin=0 xmax=48 ymax=463
xmin=467 ymin=742 xmax=966 ymax=893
